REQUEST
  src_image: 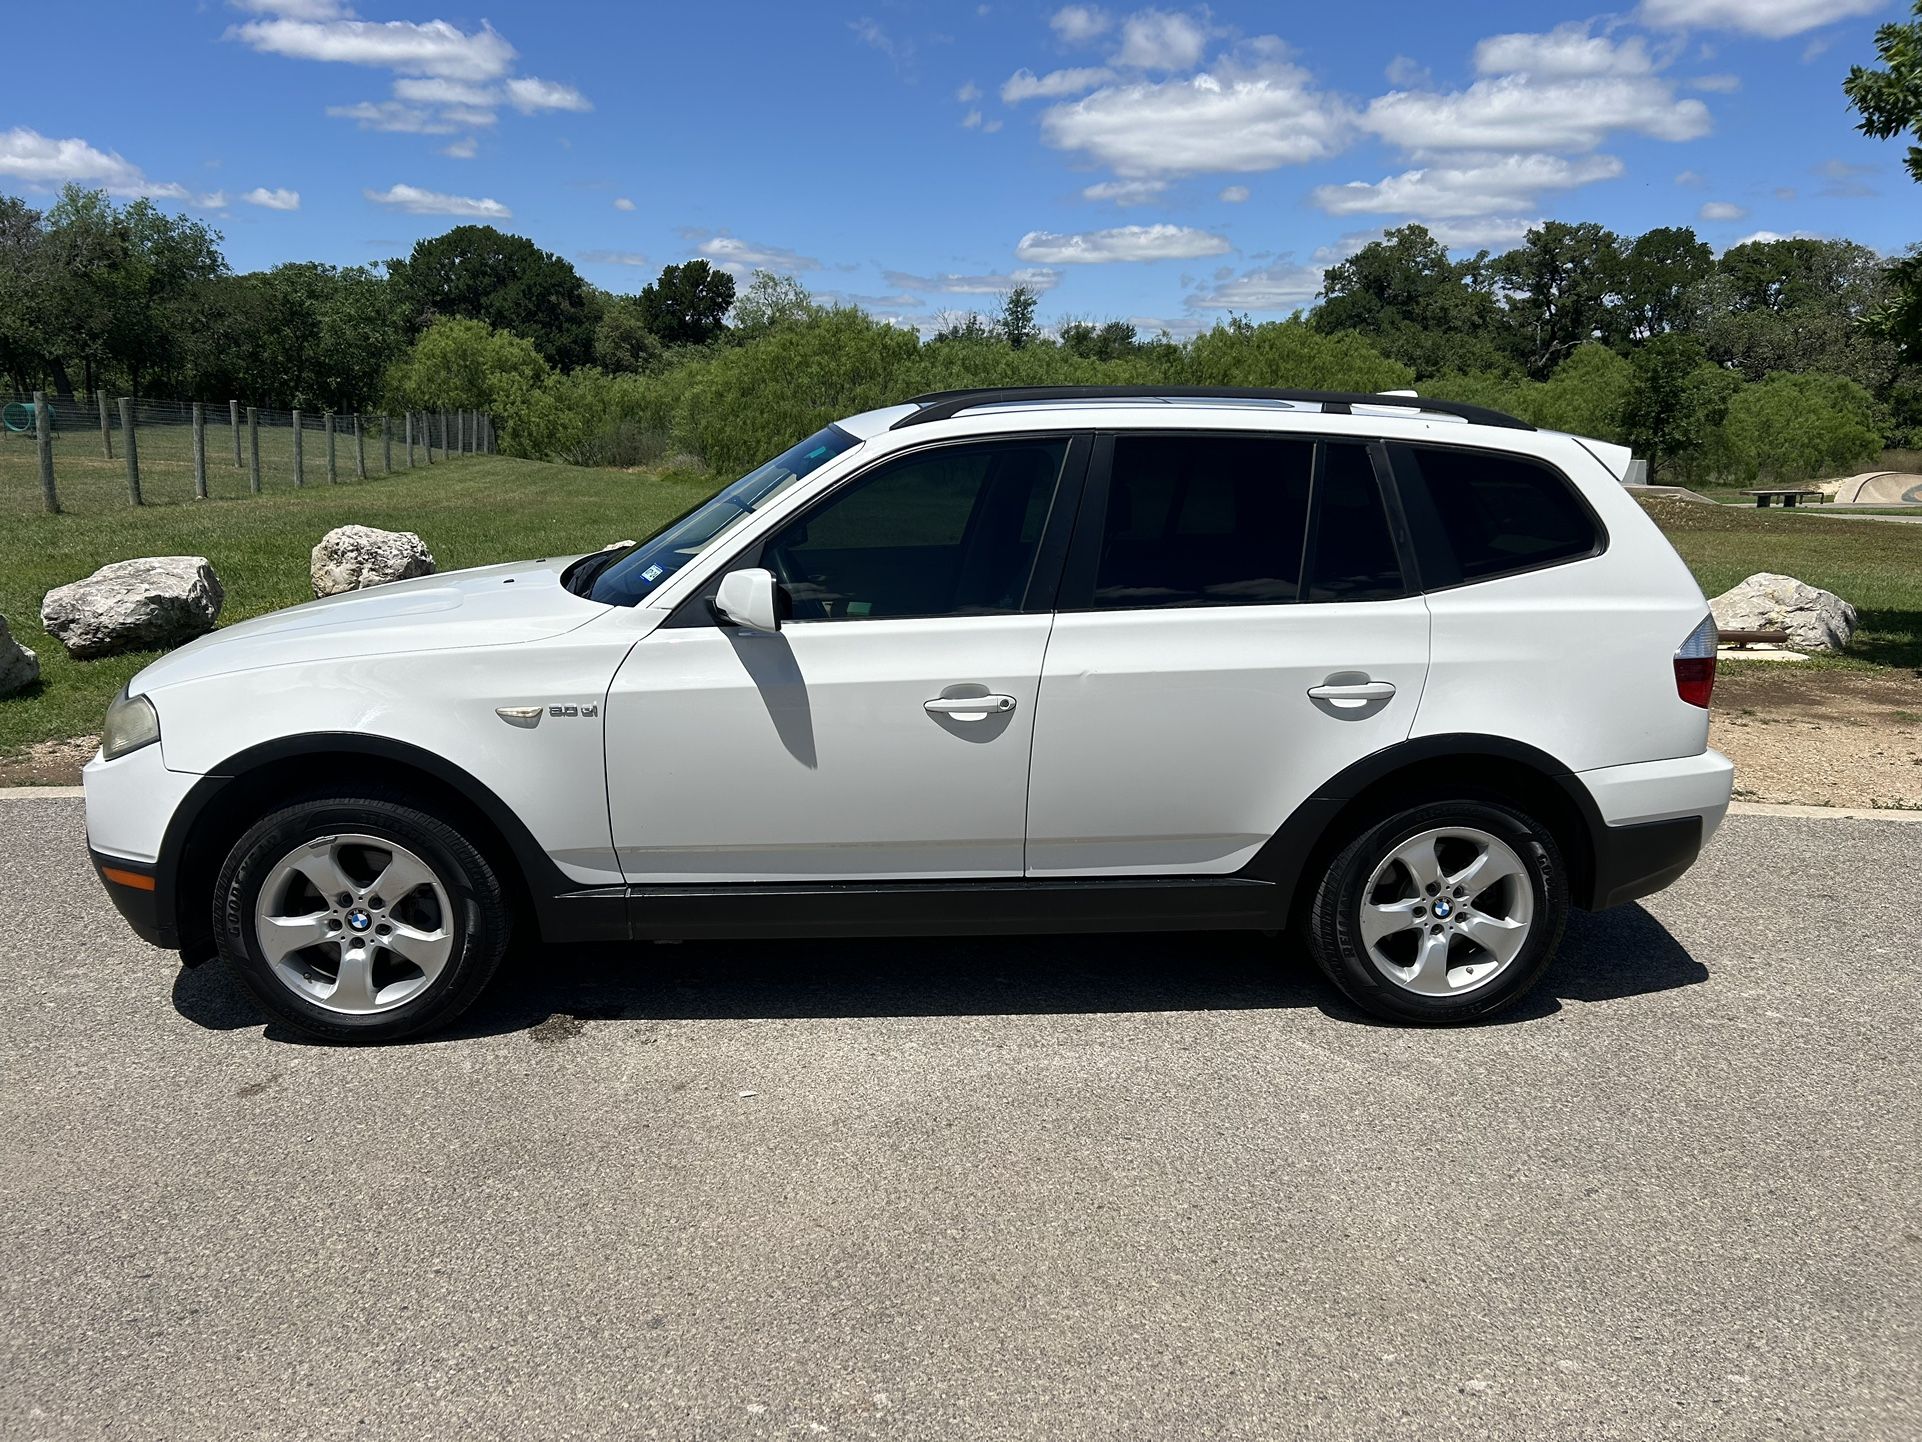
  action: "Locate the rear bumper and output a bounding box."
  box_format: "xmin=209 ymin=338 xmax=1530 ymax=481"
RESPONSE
xmin=1571 ymin=749 xmax=1734 ymax=909
xmin=90 ymin=849 xmax=174 ymax=949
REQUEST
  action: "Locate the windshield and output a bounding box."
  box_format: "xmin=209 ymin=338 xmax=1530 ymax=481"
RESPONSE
xmin=581 ymin=425 xmax=860 ymax=607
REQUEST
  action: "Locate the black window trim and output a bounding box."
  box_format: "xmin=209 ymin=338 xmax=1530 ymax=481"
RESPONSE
xmin=1380 ymin=439 xmax=1610 ymax=595
xmin=666 ymin=430 xmax=1095 ymax=629
xmin=1055 ymin=428 xmax=1417 ymax=613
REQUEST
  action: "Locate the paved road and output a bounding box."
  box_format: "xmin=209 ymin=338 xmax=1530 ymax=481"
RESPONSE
xmin=2 ymin=796 xmax=1916 ymax=1441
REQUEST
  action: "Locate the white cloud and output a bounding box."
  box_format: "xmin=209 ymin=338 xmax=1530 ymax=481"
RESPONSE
xmin=0 ymin=126 xmax=147 ymax=191
xmin=1002 ymin=66 xmax=1116 ymax=101
xmin=1689 ymin=73 xmax=1742 ymax=92
xmin=440 ymin=136 xmax=478 ymax=159
xmin=227 ymin=16 xmax=516 ymax=81
xmin=364 ymin=182 xmax=510 ymax=218
xmin=1699 ymin=200 xmax=1749 ymax=220
xmin=1364 ymin=75 xmax=1710 ymax=153
xmin=1422 ymin=217 xmax=1538 ymax=250
xmin=1729 ymin=228 xmax=1821 ymax=247
xmin=883 ymin=266 xmax=1061 ymax=295
xmin=1219 ymin=184 xmax=1249 ymax=202
xmin=1041 ymin=47 xmax=1353 ymax=177
xmin=1638 ymin=0 xmax=1885 ymax=39
xmin=1050 ymin=5 xmax=1111 ymax=43
xmin=392 ymin=76 xmax=497 ymax=107
xmin=1186 ymin=260 xmax=1325 ymax=312
xmin=692 ymin=233 xmax=823 ymax=274
xmin=243 ymin=185 xmax=300 ymax=210
xmin=1473 ymin=23 xmax=1654 ymax=79
xmin=962 ymin=108 xmax=984 ymax=128
xmin=613 ymin=196 xmax=635 ymax=211
xmin=957 ymin=81 xmax=981 ymax=102
xmin=326 ymin=100 xmax=456 ymax=133
xmin=230 ymin=0 xmax=351 ymax=16
xmin=1384 ymin=55 xmax=1431 ymax=88
xmin=505 ymin=76 xmax=591 ymax=113
xmin=1113 ymin=10 xmax=1209 ymax=70
xmin=1674 ymin=168 xmax=1708 ymax=187
xmin=578 ymin=250 xmax=650 ymax=267
xmin=1313 ymin=153 xmax=1624 ymax=219
xmin=1082 ymin=178 xmax=1167 ymax=203
xmin=1016 ymin=223 xmax=1229 ymax=263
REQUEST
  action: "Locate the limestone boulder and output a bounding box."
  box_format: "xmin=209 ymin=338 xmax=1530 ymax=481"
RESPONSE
xmin=0 ymin=613 xmax=39 ymax=696
xmin=311 ymin=525 xmax=436 ymax=597
xmin=1709 ymin=572 xmax=1857 ymax=654
xmin=40 ymin=557 xmax=223 ymax=659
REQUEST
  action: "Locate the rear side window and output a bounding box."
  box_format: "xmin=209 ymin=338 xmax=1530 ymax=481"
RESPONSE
xmin=1092 ymin=435 xmax=1312 ymax=609
xmin=1391 ymin=444 xmax=1601 ymax=588
xmin=1307 ymin=444 xmax=1404 ymax=602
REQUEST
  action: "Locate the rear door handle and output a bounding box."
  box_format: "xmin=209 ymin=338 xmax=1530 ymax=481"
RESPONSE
xmin=925 ymin=694 xmax=1016 ymax=718
xmin=1307 ymin=680 xmax=1397 ymax=703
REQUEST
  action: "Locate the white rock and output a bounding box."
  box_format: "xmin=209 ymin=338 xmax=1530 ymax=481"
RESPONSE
xmin=40 ymin=557 xmax=223 ymax=660
xmin=311 ymin=525 xmax=436 ymax=597
xmin=0 ymin=613 xmax=40 ymax=696
xmin=602 ymin=539 xmax=635 ymax=551
xmin=1709 ymin=572 xmax=1858 ymax=654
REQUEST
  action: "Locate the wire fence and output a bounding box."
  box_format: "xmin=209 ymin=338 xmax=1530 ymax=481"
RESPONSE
xmin=0 ymin=392 xmax=494 ymax=514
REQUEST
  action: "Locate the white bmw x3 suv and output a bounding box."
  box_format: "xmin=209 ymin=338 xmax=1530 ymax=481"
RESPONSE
xmin=85 ymin=386 xmax=1734 ymax=1041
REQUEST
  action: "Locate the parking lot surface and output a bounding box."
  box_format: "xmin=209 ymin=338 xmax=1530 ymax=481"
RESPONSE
xmin=2 ymin=795 xmax=1917 ymax=1440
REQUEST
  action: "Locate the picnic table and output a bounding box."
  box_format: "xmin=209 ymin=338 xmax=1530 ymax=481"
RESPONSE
xmin=1739 ymin=488 xmax=1825 ymax=508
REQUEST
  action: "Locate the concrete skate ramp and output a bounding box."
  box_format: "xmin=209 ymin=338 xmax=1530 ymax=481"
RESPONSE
xmin=1832 ymin=472 xmax=1922 ymax=505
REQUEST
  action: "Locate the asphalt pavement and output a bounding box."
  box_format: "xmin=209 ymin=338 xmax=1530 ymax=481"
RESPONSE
xmin=1 ymin=795 xmax=1916 ymax=1441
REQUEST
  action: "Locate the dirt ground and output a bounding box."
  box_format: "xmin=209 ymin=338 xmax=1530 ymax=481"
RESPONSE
xmin=1713 ymin=665 xmax=1922 ymax=809
xmin=3 ymin=670 xmax=1919 ymax=809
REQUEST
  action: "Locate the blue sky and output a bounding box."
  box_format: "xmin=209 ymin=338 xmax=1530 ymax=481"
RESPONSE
xmin=3 ymin=0 xmax=1912 ymax=335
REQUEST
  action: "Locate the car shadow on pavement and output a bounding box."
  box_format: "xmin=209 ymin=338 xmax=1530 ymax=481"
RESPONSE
xmin=170 ymin=901 xmax=1707 ymax=1045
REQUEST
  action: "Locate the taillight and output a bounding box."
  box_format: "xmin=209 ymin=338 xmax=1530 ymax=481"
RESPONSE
xmin=1674 ymin=615 xmax=1717 ymax=708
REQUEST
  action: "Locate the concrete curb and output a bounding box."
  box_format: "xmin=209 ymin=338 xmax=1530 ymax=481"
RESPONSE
xmin=2 ymin=788 xmax=1919 ymax=822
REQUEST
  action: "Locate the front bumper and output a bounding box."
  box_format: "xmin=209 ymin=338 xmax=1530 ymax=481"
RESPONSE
xmin=84 ymin=740 xmax=204 ymax=954
xmin=90 ymin=849 xmax=174 ymax=948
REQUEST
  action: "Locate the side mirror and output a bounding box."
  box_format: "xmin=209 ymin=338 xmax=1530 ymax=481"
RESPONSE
xmin=715 ymin=567 xmax=780 ymax=632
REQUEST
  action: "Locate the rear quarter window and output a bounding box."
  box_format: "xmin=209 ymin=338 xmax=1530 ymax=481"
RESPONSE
xmin=1388 ymin=443 xmax=1603 ymax=589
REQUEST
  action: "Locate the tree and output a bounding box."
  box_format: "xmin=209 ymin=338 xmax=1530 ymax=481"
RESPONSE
xmin=1616 ymin=336 xmax=1721 ymax=483
xmin=1617 ymin=226 xmax=1713 ymax=340
xmin=1844 ymin=1 xmax=1922 ymax=181
xmin=1723 ymin=372 xmax=1883 ymax=483
xmin=387 ymin=225 xmax=596 ymax=370
xmin=995 ymin=283 xmax=1040 ymax=349
xmin=1492 ymin=222 xmax=1626 ymax=378
xmin=1696 ymin=237 xmax=1902 ymax=392
xmin=384 ymin=317 xmax=551 ymax=422
xmin=593 ymin=293 xmax=663 ymax=374
xmin=1187 ymin=315 xmax=1414 ymax=392
xmin=1059 ymin=318 xmax=1140 ymax=361
xmin=1315 ymin=223 xmax=1506 ymax=376
xmin=730 ymin=270 xmax=817 ymax=337
xmin=637 ymin=260 xmax=735 ymax=347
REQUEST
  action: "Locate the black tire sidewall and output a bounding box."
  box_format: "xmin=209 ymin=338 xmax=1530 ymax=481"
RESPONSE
xmin=214 ymin=797 xmax=508 ymax=1042
xmin=1311 ymin=799 xmax=1568 ymax=1025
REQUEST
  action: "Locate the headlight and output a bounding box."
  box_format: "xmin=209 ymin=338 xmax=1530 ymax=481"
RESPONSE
xmin=101 ymin=688 xmax=160 ymax=761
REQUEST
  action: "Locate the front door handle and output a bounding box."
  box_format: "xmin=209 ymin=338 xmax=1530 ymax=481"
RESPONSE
xmin=1307 ymin=680 xmax=1397 ymax=703
xmin=925 ymin=694 xmax=1016 ymax=719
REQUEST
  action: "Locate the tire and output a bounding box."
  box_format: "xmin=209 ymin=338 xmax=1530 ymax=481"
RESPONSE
xmin=212 ymin=794 xmax=512 ymax=1043
xmin=1306 ymin=799 xmax=1568 ymax=1025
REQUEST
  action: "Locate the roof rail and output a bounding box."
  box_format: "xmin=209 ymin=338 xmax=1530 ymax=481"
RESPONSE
xmin=890 ymin=385 xmax=1534 ymax=432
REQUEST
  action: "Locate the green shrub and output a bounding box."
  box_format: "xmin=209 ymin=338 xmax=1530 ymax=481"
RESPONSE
xmin=1724 ymin=371 xmax=1884 ymax=483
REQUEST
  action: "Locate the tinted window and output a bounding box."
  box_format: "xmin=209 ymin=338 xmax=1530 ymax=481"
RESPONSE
xmin=1092 ymin=435 xmax=1312 ymax=609
xmin=1307 ymin=444 xmax=1403 ymax=602
xmin=760 ymin=438 xmax=1067 ymax=620
xmin=1393 ymin=445 xmax=1600 ymax=587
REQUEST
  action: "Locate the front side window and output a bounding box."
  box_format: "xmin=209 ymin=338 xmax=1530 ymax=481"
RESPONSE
xmin=1391 ymin=444 xmax=1601 ymax=588
xmin=580 ymin=425 xmax=860 ymax=606
xmin=760 ymin=437 xmax=1069 ymax=621
xmin=1092 ymin=435 xmax=1313 ymax=609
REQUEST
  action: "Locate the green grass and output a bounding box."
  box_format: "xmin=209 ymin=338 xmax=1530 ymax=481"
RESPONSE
xmin=0 ymin=453 xmax=715 ymax=758
xmin=1638 ymin=497 xmax=1922 ymax=671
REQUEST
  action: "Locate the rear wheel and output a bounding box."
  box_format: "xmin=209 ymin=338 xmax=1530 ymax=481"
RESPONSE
xmin=213 ymin=795 xmax=511 ymax=1043
xmin=1306 ymin=799 xmax=1567 ymax=1024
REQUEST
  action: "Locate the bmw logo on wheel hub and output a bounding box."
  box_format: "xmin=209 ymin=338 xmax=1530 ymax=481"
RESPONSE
xmin=346 ymin=908 xmax=372 ymax=932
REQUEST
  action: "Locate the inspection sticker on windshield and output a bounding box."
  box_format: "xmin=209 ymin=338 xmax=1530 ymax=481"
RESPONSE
xmin=641 ymin=564 xmax=664 ymax=582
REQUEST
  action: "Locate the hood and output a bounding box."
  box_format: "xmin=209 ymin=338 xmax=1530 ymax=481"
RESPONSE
xmin=131 ymin=555 xmax=608 ymax=695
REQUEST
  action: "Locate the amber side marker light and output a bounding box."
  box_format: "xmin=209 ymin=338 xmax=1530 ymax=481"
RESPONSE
xmin=100 ymin=866 xmax=156 ymax=892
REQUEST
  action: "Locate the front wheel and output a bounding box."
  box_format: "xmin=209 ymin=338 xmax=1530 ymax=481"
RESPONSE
xmin=1306 ymin=799 xmax=1568 ymax=1025
xmin=212 ymin=795 xmax=512 ymax=1043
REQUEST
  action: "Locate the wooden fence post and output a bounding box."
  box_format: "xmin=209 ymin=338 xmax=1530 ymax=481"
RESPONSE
xmin=98 ymin=391 xmax=113 ymax=460
xmin=191 ymin=402 xmax=208 ymax=500
xmin=292 ymin=409 xmax=304 ymax=487
xmin=383 ymin=414 xmax=393 ymax=472
xmin=229 ymin=400 xmax=242 ymax=467
xmin=119 ymin=397 xmax=141 ymax=505
xmin=405 ymin=412 xmax=415 ymax=467
xmin=325 ymin=412 xmax=338 ymax=484
xmin=425 ymin=412 xmax=436 ymax=466
xmin=33 ymin=390 xmax=58 ymax=514
xmin=248 ymin=408 xmax=261 ymax=493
